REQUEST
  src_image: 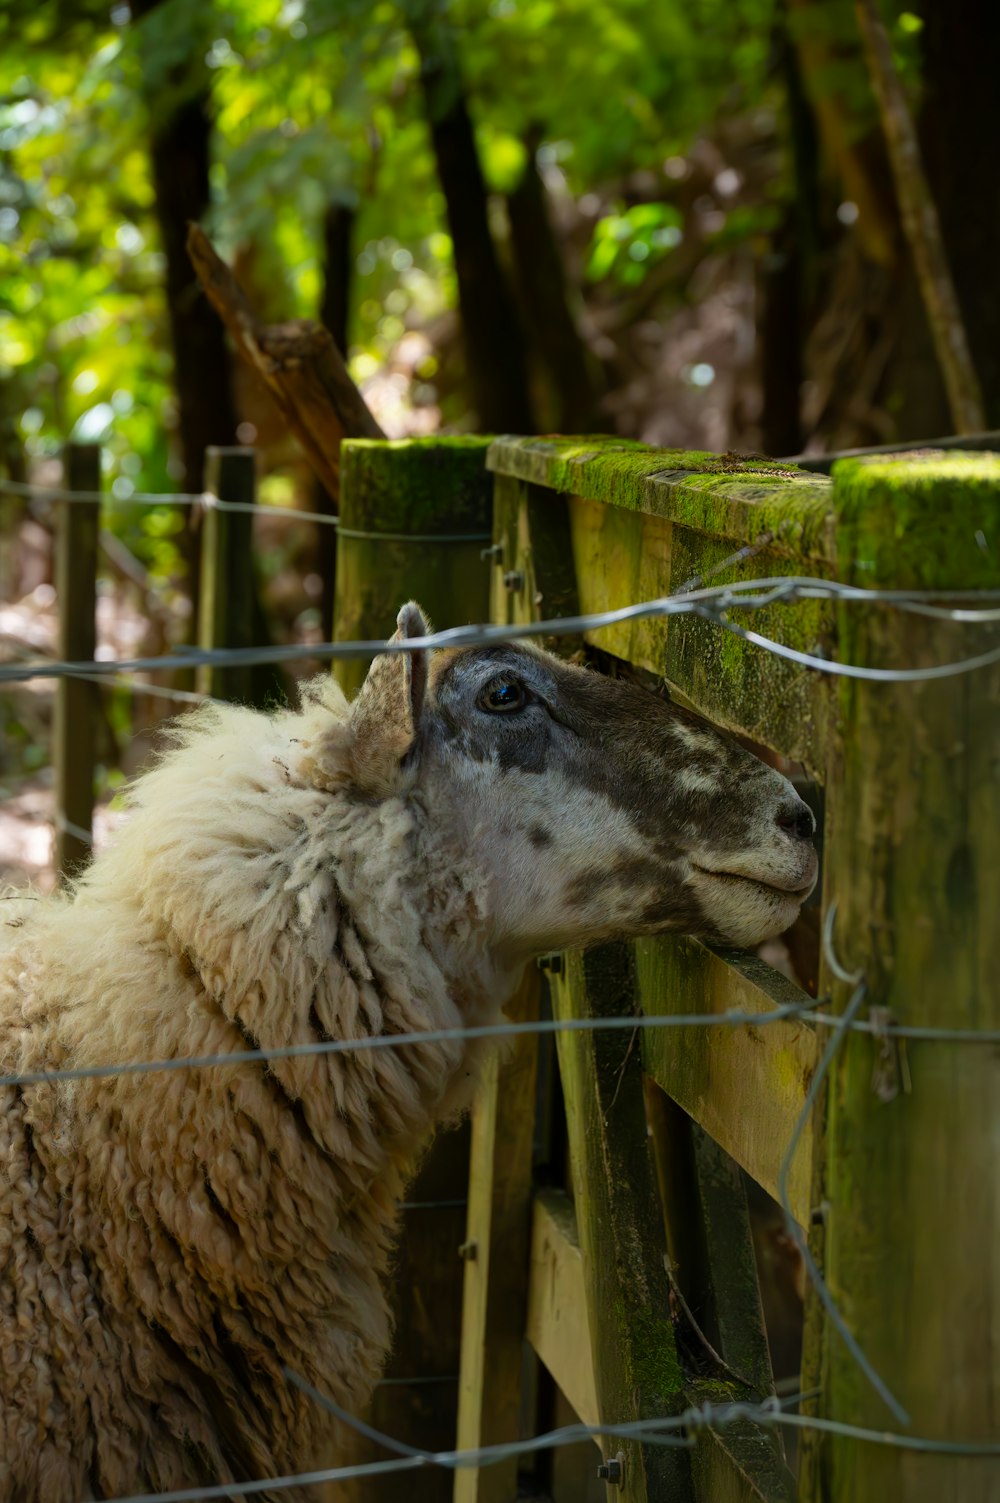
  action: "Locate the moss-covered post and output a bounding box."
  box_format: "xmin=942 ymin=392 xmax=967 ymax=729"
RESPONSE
xmin=332 ymin=437 xmax=492 ymax=1503
xmin=54 ymin=442 xmax=100 ymax=882
xmin=332 ymin=437 xmax=493 ymax=696
xmin=198 ymin=447 xmax=256 ymax=703
xmin=802 ymin=453 xmax=1000 ymax=1502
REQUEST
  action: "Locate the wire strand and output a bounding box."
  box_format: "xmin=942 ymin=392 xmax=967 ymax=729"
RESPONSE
xmin=2 ymin=576 xmax=999 ymax=686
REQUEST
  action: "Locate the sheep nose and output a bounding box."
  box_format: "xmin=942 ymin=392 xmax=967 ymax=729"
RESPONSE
xmin=776 ymin=797 xmax=815 ymax=842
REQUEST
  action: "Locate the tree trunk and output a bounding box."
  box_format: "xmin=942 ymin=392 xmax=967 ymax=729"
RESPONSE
xmin=315 ymin=203 xmax=356 ymax=633
xmin=405 ymin=1 xmax=534 ymax=433
xmin=132 ymin=0 xmax=237 ymax=491
xmin=506 ymin=144 xmax=604 ymax=433
xmin=131 ymin=0 xmax=238 ymax=632
xmin=918 ymin=0 xmax=1000 ymax=427
xmin=759 ymin=10 xmax=819 ymax=457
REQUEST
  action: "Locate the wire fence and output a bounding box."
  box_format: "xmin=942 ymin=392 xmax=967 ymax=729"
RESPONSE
xmin=0 ymin=476 xmax=491 ymax=542
xmin=2 ymin=467 xmax=999 ymax=1498
xmin=1 ymin=575 xmax=999 ymax=688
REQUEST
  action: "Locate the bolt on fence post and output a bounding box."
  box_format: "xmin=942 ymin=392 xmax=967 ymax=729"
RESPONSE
xmin=198 ymin=448 xmax=256 ymax=704
xmin=53 ymin=441 xmax=100 ymax=884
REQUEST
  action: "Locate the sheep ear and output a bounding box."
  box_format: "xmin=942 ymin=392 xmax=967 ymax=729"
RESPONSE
xmin=348 ymin=602 xmax=431 ymax=795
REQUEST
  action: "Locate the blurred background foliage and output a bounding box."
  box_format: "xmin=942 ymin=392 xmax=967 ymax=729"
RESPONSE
xmin=0 ymin=0 xmax=997 ymax=634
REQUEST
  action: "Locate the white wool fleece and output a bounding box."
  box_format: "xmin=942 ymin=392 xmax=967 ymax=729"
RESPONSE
xmin=0 ymin=680 xmax=509 ymax=1502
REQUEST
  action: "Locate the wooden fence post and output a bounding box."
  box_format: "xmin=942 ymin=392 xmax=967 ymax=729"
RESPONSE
xmin=54 ymin=441 xmax=100 ymax=882
xmin=332 ymin=436 xmax=493 ymax=696
xmin=332 ymin=436 xmax=493 ymax=1503
xmin=198 ymin=447 xmax=256 ymax=703
xmin=800 ymin=453 xmax=1000 ymax=1502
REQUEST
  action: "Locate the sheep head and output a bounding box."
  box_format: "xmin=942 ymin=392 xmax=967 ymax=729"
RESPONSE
xmin=321 ymin=603 xmax=817 ymax=955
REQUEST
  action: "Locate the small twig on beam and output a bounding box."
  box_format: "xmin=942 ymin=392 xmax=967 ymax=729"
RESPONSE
xmin=855 ymin=0 xmax=985 ymax=434
xmin=185 ymin=223 xmax=385 ymax=501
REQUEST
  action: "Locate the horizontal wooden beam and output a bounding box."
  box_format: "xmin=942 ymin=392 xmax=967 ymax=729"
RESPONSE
xmin=528 ymin=1189 xmax=796 ymax=1499
xmin=487 ymin=436 xmax=835 ymax=564
xmin=565 ymin=495 xmax=834 ymax=770
xmin=635 ymin=937 xmax=818 ymax=1227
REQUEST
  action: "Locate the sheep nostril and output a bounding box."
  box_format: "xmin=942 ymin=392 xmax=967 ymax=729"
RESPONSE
xmin=777 ymin=802 xmax=816 ymax=841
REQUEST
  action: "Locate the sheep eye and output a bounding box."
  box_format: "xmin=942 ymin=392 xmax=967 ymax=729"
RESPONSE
xmin=477 ymin=678 xmax=526 ymax=713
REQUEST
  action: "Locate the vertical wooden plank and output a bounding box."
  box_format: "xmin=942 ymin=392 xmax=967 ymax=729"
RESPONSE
xmin=198 ymin=447 xmax=256 ymax=703
xmin=800 ymin=453 xmax=1000 ymax=1503
xmin=331 ymin=438 xmax=493 ymax=1503
xmin=54 ymin=442 xmax=100 ymax=882
xmin=453 ymin=972 xmax=540 ymax=1503
xmin=646 ymin=1088 xmax=797 ymax=1503
xmin=551 ymin=945 xmax=694 ymax=1503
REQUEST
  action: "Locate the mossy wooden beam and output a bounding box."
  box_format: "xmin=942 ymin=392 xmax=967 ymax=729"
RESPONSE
xmin=566 ymin=498 xmax=835 ymax=769
xmin=799 ymin=451 xmax=1000 ymax=1503
xmin=636 ymin=938 xmax=818 ymax=1225
xmin=487 ymin=436 xmax=835 ymax=563
xmin=488 ymin=438 xmax=838 ymax=767
xmin=334 ymin=437 xmax=493 ymax=696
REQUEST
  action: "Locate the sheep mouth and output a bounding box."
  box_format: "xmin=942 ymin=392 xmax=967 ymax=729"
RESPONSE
xmin=692 ymin=866 xmax=816 ymax=902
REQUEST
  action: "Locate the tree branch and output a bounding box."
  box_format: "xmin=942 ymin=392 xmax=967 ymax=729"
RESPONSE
xmin=186 ymin=223 xmax=384 ymax=500
xmin=855 ymin=0 xmax=985 ymax=434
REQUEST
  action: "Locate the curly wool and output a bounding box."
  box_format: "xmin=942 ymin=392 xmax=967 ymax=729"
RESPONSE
xmin=0 ymin=680 xmax=502 ymax=1502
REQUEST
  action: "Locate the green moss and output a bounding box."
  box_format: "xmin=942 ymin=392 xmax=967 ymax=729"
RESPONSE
xmin=615 ymin=1298 xmax=685 ymax=1401
xmin=833 ymin=450 xmax=1000 ymax=588
xmin=341 ymin=436 xmax=493 ymax=533
xmin=689 ymin=1377 xmax=745 ymax=1404
xmin=661 ymin=528 xmax=835 ymax=770
xmin=488 ymin=435 xmax=836 ymax=563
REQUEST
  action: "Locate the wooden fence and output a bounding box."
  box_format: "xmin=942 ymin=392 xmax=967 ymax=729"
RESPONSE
xmin=447 ymin=435 xmax=1000 ymax=1503
xmin=9 ymin=433 xmax=1000 ymax=1503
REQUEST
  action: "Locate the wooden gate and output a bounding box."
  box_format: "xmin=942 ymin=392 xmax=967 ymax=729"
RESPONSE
xmin=446 ymin=437 xmax=1000 ymax=1503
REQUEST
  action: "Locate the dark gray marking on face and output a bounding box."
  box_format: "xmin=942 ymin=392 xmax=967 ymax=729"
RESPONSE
xmin=529 ymin=825 xmax=553 ymax=848
xmin=424 ymin=643 xmax=805 ymax=873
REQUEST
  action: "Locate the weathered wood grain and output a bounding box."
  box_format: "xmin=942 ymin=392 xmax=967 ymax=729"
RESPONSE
xmin=636 ymin=938 xmax=818 ymax=1226
xmin=486 ymin=436 xmax=835 ymax=561
xmin=454 ymin=971 xmax=540 ymax=1503
xmin=565 ymin=496 xmax=835 ymax=770
xmin=799 ymin=451 xmax=1000 ymax=1503
xmin=525 ymin=1190 xmax=600 ymax=1431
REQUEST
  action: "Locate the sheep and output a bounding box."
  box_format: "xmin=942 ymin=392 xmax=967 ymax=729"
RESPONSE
xmin=0 ymin=603 xmax=817 ymax=1502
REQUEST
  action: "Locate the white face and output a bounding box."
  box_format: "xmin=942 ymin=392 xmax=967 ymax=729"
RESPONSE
xmin=407 ymin=642 xmax=817 ymax=958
